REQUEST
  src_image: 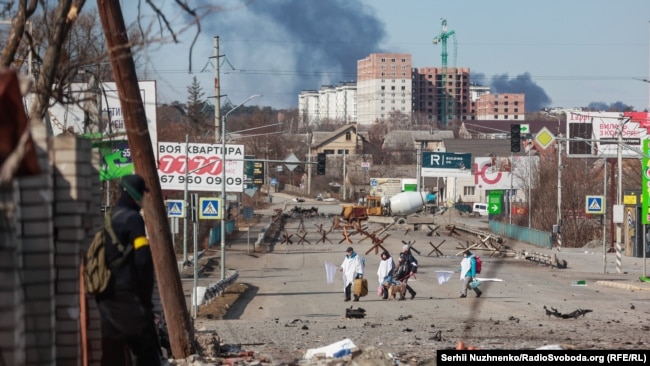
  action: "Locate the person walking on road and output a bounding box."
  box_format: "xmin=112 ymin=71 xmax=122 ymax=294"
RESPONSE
xmin=459 ymin=250 xmax=482 ymax=298
xmin=340 ymin=246 xmax=365 ymax=302
xmin=377 ymin=249 xmax=395 ymax=300
xmin=394 ymin=244 xmax=417 ymax=300
xmin=96 ymin=174 xmax=162 ymax=365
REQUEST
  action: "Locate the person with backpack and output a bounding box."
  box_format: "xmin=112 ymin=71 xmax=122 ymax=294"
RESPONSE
xmin=340 ymin=246 xmax=365 ymax=302
xmin=394 ymin=244 xmax=417 ymax=300
xmin=95 ymin=174 xmax=161 ymax=365
xmin=459 ymin=250 xmax=482 ymax=298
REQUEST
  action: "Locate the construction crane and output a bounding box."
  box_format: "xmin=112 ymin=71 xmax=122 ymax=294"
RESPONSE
xmin=432 ymin=18 xmax=457 ymax=128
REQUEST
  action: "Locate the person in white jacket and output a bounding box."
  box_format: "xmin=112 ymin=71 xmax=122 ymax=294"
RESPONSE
xmin=377 ymin=250 xmax=395 ymax=300
xmin=459 ymin=250 xmax=482 ymax=298
xmin=340 ymin=247 xmax=365 ymax=301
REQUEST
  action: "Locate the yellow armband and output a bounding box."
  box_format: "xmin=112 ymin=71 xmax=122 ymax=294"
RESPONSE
xmin=133 ymin=236 xmax=149 ymax=250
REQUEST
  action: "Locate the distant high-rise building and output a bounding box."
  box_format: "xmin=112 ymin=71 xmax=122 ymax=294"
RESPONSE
xmin=300 ymin=53 xmax=526 ymax=125
xmin=298 ymin=90 xmax=319 ymax=125
xmin=356 ymin=53 xmax=413 ymax=125
xmin=298 ymin=81 xmax=357 ymax=126
xmin=475 ymin=93 xmax=526 ymax=121
xmin=411 ymin=67 xmax=471 ymax=126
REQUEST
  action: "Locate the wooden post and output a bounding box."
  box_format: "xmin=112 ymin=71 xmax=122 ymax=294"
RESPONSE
xmin=96 ymin=0 xmax=195 ymax=358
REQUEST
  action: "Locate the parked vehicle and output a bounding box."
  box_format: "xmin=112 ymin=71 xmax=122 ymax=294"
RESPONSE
xmin=472 ymin=203 xmax=489 ymax=217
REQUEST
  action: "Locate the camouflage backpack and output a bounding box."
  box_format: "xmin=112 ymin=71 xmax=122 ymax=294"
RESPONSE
xmin=83 ymin=208 xmax=131 ymax=295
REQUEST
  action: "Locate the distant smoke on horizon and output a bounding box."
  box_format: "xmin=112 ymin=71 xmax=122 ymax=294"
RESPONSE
xmin=471 ymin=72 xmax=552 ymax=112
xmin=203 ymin=0 xmax=387 ymax=108
xmin=587 ymin=101 xmax=634 ymax=112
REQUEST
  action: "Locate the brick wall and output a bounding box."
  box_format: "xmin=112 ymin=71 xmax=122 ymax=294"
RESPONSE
xmin=51 ymin=136 xmax=101 ymax=366
xmin=0 ymin=186 xmax=25 ymax=366
xmin=0 ymin=128 xmax=103 ymax=365
xmin=19 ymin=123 xmax=56 ymax=366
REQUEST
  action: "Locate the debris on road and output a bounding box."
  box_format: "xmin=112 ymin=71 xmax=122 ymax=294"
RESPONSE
xmin=543 ymin=305 xmax=593 ymax=319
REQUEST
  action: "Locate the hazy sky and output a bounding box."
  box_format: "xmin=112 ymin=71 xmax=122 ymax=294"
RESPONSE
xmin=137 ymin=0 xmax=650 ymax=112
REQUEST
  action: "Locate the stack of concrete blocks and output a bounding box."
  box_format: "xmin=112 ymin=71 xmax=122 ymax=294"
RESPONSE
xmin=51 ymin=135 xmax=101 ymax=365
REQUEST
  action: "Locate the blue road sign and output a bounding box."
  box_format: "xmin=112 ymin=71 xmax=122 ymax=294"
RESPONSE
xmin=165 ymin=199 xmax=186 ymax=218
xmin=199 ymin=197 xmax=222 ymax=220
xmin=370 ymin=178 xmax=378 ymax=187
xmin=586 ymin=195 xmax=604 ymax=214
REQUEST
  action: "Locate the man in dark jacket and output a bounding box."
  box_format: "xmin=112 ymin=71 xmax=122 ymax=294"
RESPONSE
xmin=96 ymin=174 xmax=161 ymax=365
xmin=394 ymin=244 xmax=418 ymax=300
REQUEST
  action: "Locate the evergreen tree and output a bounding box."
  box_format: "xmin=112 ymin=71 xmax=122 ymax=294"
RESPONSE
xmin=186 ymin=76 xmax=206 ymax=126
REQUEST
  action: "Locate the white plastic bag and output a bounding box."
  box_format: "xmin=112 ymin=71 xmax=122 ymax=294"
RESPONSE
xmin=325 ymin=262 xmax=337 ymax=284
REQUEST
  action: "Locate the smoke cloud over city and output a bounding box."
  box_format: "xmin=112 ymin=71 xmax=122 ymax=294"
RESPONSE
xmin=472 ymin=72 xmax=552 ymax=112
xmin=204 ymin=0 xmax=387 ymax=108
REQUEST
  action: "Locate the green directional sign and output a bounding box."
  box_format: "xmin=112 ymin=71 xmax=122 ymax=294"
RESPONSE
xmin=487 ymin=192 xmax=502 ymax=215
xmin=520 ymin=124 xmax=530 ymax=134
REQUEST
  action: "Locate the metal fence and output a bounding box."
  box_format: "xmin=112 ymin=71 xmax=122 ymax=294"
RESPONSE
xmin=489 ymin=220 xmax=553 ymax=249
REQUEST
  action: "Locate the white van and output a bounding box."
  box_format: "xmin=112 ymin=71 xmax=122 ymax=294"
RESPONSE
xmin=472 ymin=203 xmax=489 ymax=217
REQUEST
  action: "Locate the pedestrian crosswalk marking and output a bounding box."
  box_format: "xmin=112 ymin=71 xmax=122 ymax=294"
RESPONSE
xmin=585 ymin=196 xmax=604 ymax=214
xmin=203 ymin=202 xmax=218 ymax=214
xmin=165 ymin=199 xmax=185 ymax=218
xmin=588 ymin=199 xmax=601 ymax=211
xmin=169 ymin=203 xmax=182 ymax=215
xmin=199 ymin=197 xmax=222 ymax=220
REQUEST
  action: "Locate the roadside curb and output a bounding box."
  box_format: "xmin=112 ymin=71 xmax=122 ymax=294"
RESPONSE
xmin=596 ymin=280 xmax=650 ymax=291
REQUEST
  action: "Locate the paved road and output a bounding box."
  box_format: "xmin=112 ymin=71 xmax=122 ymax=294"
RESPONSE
xmin=185 ymin=192 xmax=650 ymax=363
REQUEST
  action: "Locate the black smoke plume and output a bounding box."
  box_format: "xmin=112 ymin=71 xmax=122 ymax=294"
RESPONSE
xmin=204 ymin=0 xmax=387 ymax=108
xmin=471 ymin=72 xmax=552 ymax=112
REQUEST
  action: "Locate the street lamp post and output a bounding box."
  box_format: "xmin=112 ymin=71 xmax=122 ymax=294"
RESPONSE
xmin=220 ymin=95 xmax=261 ymax=280
xmin=544 ymin=112 xmax=563 ymax=250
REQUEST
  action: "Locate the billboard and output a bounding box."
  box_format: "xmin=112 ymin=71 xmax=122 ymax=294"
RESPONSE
xmin=97 ymin=140 xmax=134 ymax=181
xmin=421 ymin=152 xmax=472 ymax=177
xmin=157 ymin=142 xmax=245 ymax=192
xmin=43 ymin=81 xmax=158 ymax=151
xmin=474 ymin=156 xmax=532 ymax=190
xmin=566 ymin=111 xmax=649 ymax=158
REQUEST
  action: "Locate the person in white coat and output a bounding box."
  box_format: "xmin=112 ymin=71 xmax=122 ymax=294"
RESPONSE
xmin=340 ymin=247 xmax=364 ymax=302
xmin=377 ymin=250 xmax=395 ymax=300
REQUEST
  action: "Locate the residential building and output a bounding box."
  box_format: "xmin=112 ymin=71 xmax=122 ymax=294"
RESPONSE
xmin=298 ymin=81 xmax=357 ymax=126
xmin=298 ymin=89 xmax=319 ymax=126
xmin=318 ymin=85 xmax=337 ymax=121
xmin=475 ymin=93 xmax=526 ymax=121
xmin=412 ymin=67 xmax=471 ymax=126
xmin=357 ymin=53 xmax=413 ymax=125
xmin=335 ymin=82 xmax=357 ymax=123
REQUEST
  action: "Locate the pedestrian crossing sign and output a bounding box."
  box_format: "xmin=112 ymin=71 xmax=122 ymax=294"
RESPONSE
xmin=199 ymin=197 xmax=222 ymax=220
xmin=165 ymin=200 xmax=186 ymax=218
xmin=585 ymin=195 xmax=604 ymax=214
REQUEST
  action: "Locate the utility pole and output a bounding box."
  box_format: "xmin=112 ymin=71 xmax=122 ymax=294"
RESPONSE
xmin=97 ymin=0 xmax=195 ymax=358
xmin=214 ymin=36 xmax=222 ymax=143
xmin=615 ymin=116 xmax=623 ymax=273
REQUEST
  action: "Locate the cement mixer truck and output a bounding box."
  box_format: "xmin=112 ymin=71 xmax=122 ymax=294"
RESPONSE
xmin=341 ymin=191 xmax=436 ymax=225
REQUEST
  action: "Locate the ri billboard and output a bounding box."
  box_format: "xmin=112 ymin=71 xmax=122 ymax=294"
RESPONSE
xmin=421 ymin=152 xmax=472 ymax=177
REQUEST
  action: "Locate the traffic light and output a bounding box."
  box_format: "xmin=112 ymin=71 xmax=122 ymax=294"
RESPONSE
xmin=510 ymin=124 xmax=521 ymax=153
xmin=316 ymin=153 xmax=326 ymax=175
